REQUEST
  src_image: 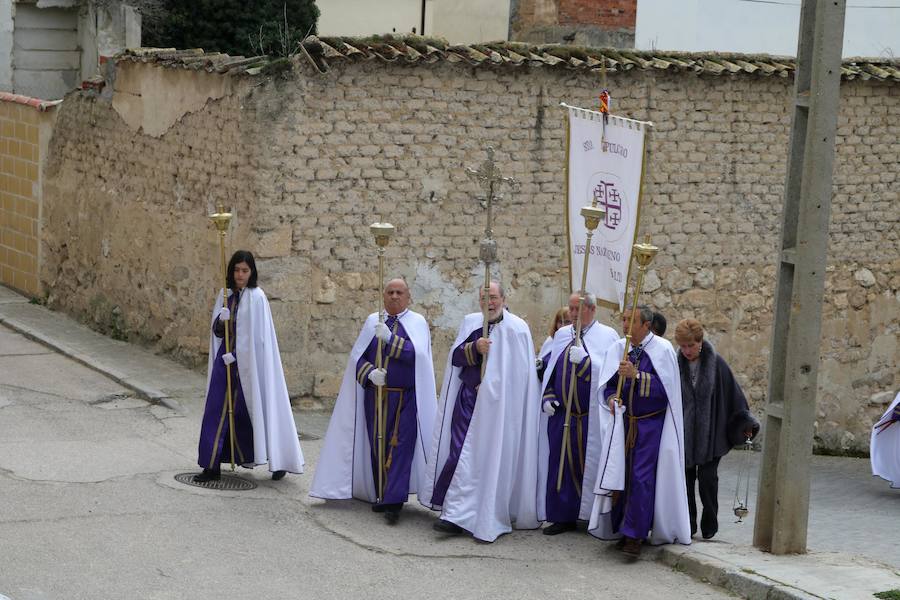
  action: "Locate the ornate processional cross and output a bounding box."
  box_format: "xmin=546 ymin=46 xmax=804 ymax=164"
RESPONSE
xmin=466 ymin=146 xmax=519 ymax=377
xmin=466 ymin=147 xmax=519 ymax=266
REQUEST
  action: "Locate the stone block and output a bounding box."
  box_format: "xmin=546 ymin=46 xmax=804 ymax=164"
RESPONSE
xmin=249 ymin=225 xmax=292 ymax=259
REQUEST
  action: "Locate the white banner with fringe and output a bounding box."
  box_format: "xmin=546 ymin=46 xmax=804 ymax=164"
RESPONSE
xmin=565 ymin=104 xmax=650 ymax=310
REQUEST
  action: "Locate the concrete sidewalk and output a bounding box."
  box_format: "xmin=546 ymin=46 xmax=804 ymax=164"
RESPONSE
xmin=1 ymin=284 xmax=898 ymax=600
xmin=0 ymin=286 xmax=200 ymax=410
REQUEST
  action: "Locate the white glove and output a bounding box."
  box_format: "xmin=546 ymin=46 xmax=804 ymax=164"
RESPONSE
xmin=543 ymin=400 xmax=559 ymax=416
xmin=568 ymin=346 xmax=588 ymax=364
xmin=375 ymin=322 xmax=392 ymax=342
xmin=217 ymin=306 xmax=231 ymax=321
xmin=368 ymin=368 xmax=387 ymax=387
xmin=222 ymin=352 xmax=236 ymax=365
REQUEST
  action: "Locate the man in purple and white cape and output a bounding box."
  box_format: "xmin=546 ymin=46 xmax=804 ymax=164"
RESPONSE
xmin=588 ymin=305 xmax=691 ymax=557
xmin=419 ymin=282 xmax=541 ymax=542
xmin=310 ymin=278 xmax=436 ymax=525
xmin=538 ymin=291 xmax=618 ymax=535
xmin=871 ymin=391 xmax=900 ymax=488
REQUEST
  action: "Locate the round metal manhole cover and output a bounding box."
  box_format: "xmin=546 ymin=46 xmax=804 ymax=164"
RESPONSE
xmin=175 ymin=472 xmax=258 ymax=491
xmin=299 ymin=432 xmax=319 ymax=441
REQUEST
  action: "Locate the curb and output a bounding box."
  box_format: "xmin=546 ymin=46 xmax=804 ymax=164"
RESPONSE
xmin=657 ymin=546 xmax=822 ymax=600
xmin=0 ymin=314 xmax=183 ymax=414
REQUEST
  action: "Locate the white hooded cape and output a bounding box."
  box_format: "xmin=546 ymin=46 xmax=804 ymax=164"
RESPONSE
xmin=537 ymin=321 xmax=619 ymax=522
xmin=208 ymin=287 xmax=304 ymax=474
xmin=419 ymin=310 xmax=541 ymax=542
xmin=871 ymin=391 xmax=900 ymax=488
xmin=538 ymin=336 xmax=553 ymax=360
xmin=587 ymin=334 xmax=691 ymax=545
xmin=309 ymin=310 xmax=437 ymax=502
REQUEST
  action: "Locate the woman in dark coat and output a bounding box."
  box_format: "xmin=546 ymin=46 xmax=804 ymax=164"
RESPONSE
xmin=674 ymin=319 xmax=759 ymax=539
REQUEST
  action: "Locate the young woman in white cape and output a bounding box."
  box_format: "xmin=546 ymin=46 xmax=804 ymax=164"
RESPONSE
xmin=194 ymin=250 xmax=304 ymax=482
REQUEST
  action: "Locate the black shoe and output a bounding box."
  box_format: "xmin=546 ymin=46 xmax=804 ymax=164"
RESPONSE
xmin=615 ymin=537 xmax=626 ymax=549
xmin=621 ymin=536 xmax=642 ymax=557
xmin=701 ymin=530 xmax=717 ymax=540
xmin=371 ymin=504 xmax=386 ymax=513
xmin=384 ymin=509 xmax=400 ymax=525
xmin=433 ymin=519 xmax=464 ymax=534
xmin=543 ymin=521 xmax=577 ymax=536
xmin=271 ymin=470 xmax=287 ymax=481
xmin=193 ymin=468 xmax=220 ymax=483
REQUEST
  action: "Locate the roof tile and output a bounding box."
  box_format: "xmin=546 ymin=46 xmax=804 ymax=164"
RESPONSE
xmin=114 ymin=36 xmax=900 ymax=83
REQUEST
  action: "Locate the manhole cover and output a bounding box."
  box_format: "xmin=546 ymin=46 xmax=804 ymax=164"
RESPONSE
xmin=175 ymin=472 xmax=257 ymax=491
xmin=299 ymin=432 xmax=319 ymax=441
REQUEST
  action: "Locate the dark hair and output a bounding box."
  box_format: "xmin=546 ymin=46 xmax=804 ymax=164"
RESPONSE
xmin=226 ymin=250 xmax=258 ymax=290
xmin=651 ymin=312 xmax=667 ymax=336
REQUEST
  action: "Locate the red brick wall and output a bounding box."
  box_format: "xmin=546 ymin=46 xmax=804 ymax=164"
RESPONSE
xmin=559 ymin=0 xmax=636 ymax=30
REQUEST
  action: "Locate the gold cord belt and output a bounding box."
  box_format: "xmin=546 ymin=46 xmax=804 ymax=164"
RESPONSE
xmin=625 ymin=408 xmax=666 ymax=450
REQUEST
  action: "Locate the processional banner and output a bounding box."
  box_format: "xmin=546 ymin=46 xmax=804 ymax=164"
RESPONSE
xmin=566 ymin=105 xmax=650 ymax=310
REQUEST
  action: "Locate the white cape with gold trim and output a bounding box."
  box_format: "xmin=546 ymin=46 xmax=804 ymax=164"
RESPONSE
xmin=419 ymin=310 xmax=541 ymax=542
xmin=209 ymin=287 xmax=305 ymax=474
xmin=537 ymin=321 xmax=619 ymax=522
xmin=871 ymin=392 xmax=900 ymax=488
xmin=309 ymin=310 xmax=436 ymax=502
xmin=587 ymin=334 xmax=691 ymax=545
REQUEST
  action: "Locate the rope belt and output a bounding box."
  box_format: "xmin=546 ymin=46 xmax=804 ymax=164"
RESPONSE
xmin=625 ymin=408 xmax=666 ymax=450
xmin=382 ymin=388 xmax=405 ymax=471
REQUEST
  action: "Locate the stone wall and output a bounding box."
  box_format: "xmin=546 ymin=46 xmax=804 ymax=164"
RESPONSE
xmin=39 ymin=50 xmax=899 ymax=453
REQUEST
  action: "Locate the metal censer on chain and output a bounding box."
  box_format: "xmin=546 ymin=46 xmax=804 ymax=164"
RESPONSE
xmin=733 ymin=437 xmax=754 ymax=522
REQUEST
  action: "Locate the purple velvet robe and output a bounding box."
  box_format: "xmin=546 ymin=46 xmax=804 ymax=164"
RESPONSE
xmin=543 ymin=339 xmax=593 ymax=523
xmin=355 ymin=314 xmax=418 ymax=506
xmin=430 ymin=326 xmax=484 ymax=507
xmin=604 ymin=348 xmax=669 ymax=540
xmin=197 ymin=291 xmax=254 ymax=470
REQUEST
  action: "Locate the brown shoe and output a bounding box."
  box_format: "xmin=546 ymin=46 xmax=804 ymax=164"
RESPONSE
xmin=621 ymin=536 xmax=642 ymax=557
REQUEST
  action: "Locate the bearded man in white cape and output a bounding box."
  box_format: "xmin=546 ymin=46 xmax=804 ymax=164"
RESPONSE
xmin=588 ymin=305 xmax=691 ymax=557
xmin=538 ymin=291 xmax=618 ymax=535
xmin=419 ymin=282 xmax=541 ymax=542
xmin=310 ymin=278 xmax=436 ymax=525
xmin=194 ymin=250 xmax=304 ymax=482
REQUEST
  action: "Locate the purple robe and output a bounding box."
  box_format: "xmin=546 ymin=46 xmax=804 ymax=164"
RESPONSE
xmin=542 ymin=340 xmax=593 ymax=522
xmin=430 ymin=326 xmax=484 ymax=507
xmin=355 ymin=315 xmax=418 ymax=506
xmin=604 ymin=348 xmax=668 ymax=540
xmin=197 ymin=291 xmax=254 ymax=469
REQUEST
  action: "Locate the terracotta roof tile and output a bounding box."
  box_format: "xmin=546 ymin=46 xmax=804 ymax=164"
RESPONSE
xmin=115 ymin=36 xmax=900 ymax=83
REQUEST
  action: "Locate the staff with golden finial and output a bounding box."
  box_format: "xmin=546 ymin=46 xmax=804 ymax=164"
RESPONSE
xmin=466 ymin=147 xmax=518 ymax=378
xmin=209 ymin=203 xmax=237 ymax=472
xmin=556 ymin=199 xmax=606 ymax=492
xmin=369 ymin=220 xmax=395 ymax=503
xmin=608 ymin=235 xmax=659 ymax=412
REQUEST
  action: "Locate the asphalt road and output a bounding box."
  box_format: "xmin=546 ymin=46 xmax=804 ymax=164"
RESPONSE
xmin=0 ymin=325 xmax=733 ymax=600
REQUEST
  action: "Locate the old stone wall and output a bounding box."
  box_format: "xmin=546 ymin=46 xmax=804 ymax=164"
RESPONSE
xmin=39 ymin=53 xmax=898 ymax=453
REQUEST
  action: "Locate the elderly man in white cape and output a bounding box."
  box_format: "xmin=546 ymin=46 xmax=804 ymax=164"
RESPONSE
xmin=538 ymin=291 xmax=618 ymax=535
xmin=587 ymin=305 xmax=691 ymax=557
xmin=310 ymin=278 xmax=437 ymax=525
xmin=419 ymin=282 xmax=541 ymax=542
xmin=871 ymin=391 xmax=900 ymax=488
xmin=194 ymin=250 xmax=304 ymax=482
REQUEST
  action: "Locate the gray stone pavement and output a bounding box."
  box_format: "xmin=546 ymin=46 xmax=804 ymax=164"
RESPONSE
xmin=1 ymin=284 xmax=898 ymax=600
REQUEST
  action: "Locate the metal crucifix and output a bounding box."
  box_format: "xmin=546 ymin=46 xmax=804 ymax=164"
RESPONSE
xmin=466 ymin=147 xmax=519 ymax=378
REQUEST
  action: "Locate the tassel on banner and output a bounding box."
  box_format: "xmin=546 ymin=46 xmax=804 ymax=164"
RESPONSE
xmin=599 ymin=89 xmax=610 ymax=149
